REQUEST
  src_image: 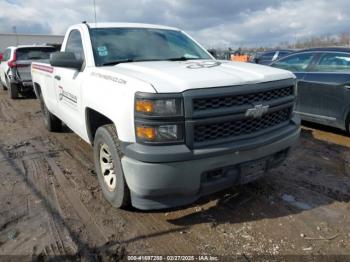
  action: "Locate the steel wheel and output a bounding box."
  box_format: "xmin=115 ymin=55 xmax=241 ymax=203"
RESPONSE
xmin=93 ymin=124 xmax=130 ymax=209
xmin=99 ymin=143 xmax=117 ymax=192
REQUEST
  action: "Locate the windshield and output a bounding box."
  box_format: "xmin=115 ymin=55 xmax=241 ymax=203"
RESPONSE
xmin=16 ymin=47 xmax=57 ymax=60
xmin=90 ymin=28 xmax=212 ymax=66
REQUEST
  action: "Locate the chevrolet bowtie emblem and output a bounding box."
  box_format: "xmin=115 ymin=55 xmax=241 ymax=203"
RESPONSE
xmin=245 ymin=104 xmax=269 ymax=118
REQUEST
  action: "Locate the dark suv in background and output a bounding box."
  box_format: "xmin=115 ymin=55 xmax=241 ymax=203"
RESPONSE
xmin=270 ymin=47 xmax=350 ymax=134
xmin=0 ymin=45 xmax=58 ymax=99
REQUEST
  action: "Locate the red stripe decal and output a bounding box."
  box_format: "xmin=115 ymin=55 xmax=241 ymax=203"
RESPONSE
xmin=32 ymin=64 xmax=54 ymax=73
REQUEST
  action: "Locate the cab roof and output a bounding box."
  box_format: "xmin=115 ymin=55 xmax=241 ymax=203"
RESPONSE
xmin=295 ymin=47 xmax=350 ymax=53
xmin=84 ymin=22 xmax=180 ymax=31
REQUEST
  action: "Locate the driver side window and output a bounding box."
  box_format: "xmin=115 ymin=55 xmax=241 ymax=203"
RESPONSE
xmin=260 ymin=52 xmax=275 ymax=61
xmin=65 ymin=30 xmax=85 ymax=62
xmin=314 ymin=52 xmax=350 ymax=72
xmin=271 ymin=53 xmax=314 ymax=72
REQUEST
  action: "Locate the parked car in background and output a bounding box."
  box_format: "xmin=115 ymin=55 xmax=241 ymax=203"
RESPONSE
xmin=270 ymin=47 xmax=350 ymax=133
xmin=255 ymin=50 xmax=294 ymax=65
xmin=0 ymin=45 xmax=58 ymax=99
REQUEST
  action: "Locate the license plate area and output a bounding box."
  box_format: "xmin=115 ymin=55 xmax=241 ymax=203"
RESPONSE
xmin=240 ymin=158 xmax=267 ymax=184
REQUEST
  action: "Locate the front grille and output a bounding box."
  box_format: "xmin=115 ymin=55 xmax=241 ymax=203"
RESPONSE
xmin=193 ymin=86 xmax=293 ymax=112
xmin=194 ymin=107 xmax=291 ymax=144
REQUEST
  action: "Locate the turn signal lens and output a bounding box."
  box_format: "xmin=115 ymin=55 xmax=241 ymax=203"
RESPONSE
xmin=135 ymin=100 xmax=154 ymax=113
xmin=135 ymin=124 xmax=183 ymax=143
xmin=136 ymin=126 xmax=156 ymax=140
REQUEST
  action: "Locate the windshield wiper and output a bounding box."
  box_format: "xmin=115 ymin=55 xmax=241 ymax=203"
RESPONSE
xmin=102 ymin=58 xmax=134 ymax=66
xmin=167 ymin=56 xmax=201 ymax=61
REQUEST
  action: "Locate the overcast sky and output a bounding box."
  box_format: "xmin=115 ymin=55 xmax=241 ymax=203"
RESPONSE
xmin=1 ymin=0 xmax=350 ymax=48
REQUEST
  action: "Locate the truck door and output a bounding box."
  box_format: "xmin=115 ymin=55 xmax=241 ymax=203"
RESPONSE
xmin=301 ymin=52 xmax=350 ymax=127
xmin=53 ymin=29 xmax=85 ymax=133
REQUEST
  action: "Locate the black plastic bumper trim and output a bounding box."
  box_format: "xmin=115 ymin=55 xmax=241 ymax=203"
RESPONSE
xmin=122 ymin=115 xmax=300 ymax=163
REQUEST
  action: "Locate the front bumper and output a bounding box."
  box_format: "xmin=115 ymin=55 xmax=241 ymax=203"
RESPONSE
xmin=121 ymin=121 xmax=300 ymax=210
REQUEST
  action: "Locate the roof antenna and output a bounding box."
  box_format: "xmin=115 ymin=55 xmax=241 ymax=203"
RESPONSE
xmin=93 ymin=0 xmax=97 ymax=25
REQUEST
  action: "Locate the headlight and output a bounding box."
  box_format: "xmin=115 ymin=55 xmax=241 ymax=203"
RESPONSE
xmin=134 ymin=92 xmax=184 ymax=144
xmin=135 ymin=93 xmax=183 ymax=117
xmin=135 ymin=124 xmax=183 ymax=143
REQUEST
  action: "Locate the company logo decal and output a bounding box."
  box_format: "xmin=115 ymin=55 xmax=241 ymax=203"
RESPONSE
xmin=186 ymin=61 xmax=221 ymax=69
xmin=245 ymin=104 xmax=269 ymax=118
xmin=58 ymin=86 xmax=77 ymax=104
xmin=91 ymin=72 xmax=127 ymax=84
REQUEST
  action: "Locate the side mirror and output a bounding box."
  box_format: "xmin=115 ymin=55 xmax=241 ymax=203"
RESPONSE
xmin=50 ymin=52 xmax=83 ymax=70
xmin=0 ymin=53 xmax=3 ymax=62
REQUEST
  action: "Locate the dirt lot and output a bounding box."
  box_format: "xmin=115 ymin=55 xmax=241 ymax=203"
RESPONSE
xmin=0 ymin=89 xmax=350 ymax=261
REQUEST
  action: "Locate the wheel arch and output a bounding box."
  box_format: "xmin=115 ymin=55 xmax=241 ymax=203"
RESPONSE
xmin=33 ymin=82 xmax=42 ymax=99
xmin=85 ymin=107 xmax=115 ymax=144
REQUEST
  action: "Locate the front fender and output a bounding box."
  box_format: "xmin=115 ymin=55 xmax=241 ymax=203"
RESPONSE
xmin=82 ymin=69 xmax=156 ymax=143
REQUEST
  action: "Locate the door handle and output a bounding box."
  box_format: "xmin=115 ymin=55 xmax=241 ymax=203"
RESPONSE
xmin=54 ymin=75 xmax=61 ymax=81
xmin=344 ymin=85 xmax=350 ymax=89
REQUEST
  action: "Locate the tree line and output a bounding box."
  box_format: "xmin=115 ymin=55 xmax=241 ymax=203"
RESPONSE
xmin=210 ymin=32 xmax=350 ymax=59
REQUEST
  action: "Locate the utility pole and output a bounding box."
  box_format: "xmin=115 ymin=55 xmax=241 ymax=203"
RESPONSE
xmin=12 ymin=26 xmax=19 ymax=46
xmin=93 ymin=0 xmax=97 ymax=24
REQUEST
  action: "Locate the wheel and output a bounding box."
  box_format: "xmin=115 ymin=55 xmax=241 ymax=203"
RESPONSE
xmin=40 ymin=96 xmax=62 ymax=132
xmin=93 ymin=124 xmax=130 ymax=209
xmin=8 ymin=83 xmax=19 ymax=99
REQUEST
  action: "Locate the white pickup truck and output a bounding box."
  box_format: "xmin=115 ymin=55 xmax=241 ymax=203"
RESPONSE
xmin=31 ymin=22 xmax=300 ymax=210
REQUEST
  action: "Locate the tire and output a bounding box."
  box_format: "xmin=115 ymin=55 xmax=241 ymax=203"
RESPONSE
xmin=8 ymin=83 xmax=19 ymax=99
xmin=93 ymin=124 xmax=130 ymax=209
xmin=40 ymin=96 xmax=62 ymax=132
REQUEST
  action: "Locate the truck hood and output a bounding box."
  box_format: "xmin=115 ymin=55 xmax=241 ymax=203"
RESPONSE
xmin=104 ymin=60 xmax=295 ymax=93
